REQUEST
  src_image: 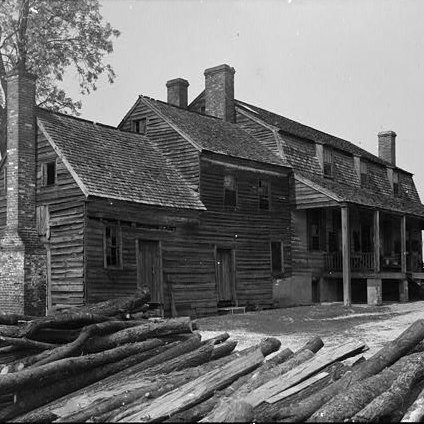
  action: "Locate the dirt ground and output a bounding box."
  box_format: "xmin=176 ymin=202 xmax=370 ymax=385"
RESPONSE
xmin=198 ymin=301 xmax=424 ymax=358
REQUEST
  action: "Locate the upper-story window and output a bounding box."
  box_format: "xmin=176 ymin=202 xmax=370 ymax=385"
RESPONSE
xmin=104 ymin=222 xmax=122 ymax=268
xmin=224 ymin=175 xmax=237 ymax=209
xmin=323 ymin=147 xmax=334 ymax=178
xmin=258 ymin=179 xmax=270 ymax=210
xmin=42 ymin=160 xmax=57 ymax=186
xmin=360 ymin=160 xmax=368 ymax=186
xmin=393 ymin=172 xmax=400 ymax=196
xmin=200 ymin=106 xmax=206 ymax=115
xmin=132 ymin=117 xmax=147 ymax=134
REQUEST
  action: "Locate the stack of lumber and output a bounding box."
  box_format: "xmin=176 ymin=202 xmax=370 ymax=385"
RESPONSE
xmin=1 ymin=294 xmax=424 ymax=423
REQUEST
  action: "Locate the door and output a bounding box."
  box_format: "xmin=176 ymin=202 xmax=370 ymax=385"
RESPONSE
xmin=216 ymin=248 xmax=236 ymax=306
xmin=138 ymin=240 xmax=162 ymax=303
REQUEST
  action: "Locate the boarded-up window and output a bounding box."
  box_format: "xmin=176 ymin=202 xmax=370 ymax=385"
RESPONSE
xmin=393 ymin=172 xmax=400 ymax=196
xmin=132 ymin=118 xmax=147 ymax=135
xmin=271 ymin=241 xmax=284 ymax=275
xmin=224 ymin=175 xmax=237 ymax=208
xmin=42 ymin=161 xmax=56 ymax=186
xmin=104 ymin=223 xmax=122 ymax=268
xmin=323 ymin=147 xmax=334 ymax=178
xmin=308 ymin=209 xmax=323 ymax=251
xmin=258 ymin=180 xmax=270 ymax=210
xmin=36 ymin=205 xmax=50 ymax=239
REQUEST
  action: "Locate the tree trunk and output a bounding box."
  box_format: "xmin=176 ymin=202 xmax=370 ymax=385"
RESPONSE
xmin=0 ymin=336 xmax=58 ymax=350
xmin=57 ymin=289 xmax=151 ymax=317
xmin=10 ymin=335 xmax=202 ymax=422
xmin=245 ymin=340 xmax=366 ymax=408
xmin=210 ymin=340 xmax=237 ymax=360
xmin=166 ymin=345 xmax=294 ymax=423
xmin=253 ymin=362 xmax=348 ymax=422
xmin=401 ymin=386 xmax=424 ymax=422
xmin=274 ymin=319 xmax=424 ymax=422
xmin=351 ymin=352 xmax=424 ymax=422
xmin=201 ymin=332 xmax=230 ymax=346
xmin=110 ymin=347 xmax=266 ymax=422
xmin=82 ymin=317 xmax=193 ymax=353
xmin=295 ymin=336 xmax=324 ymax=354
xmin=202 ymin=399 xmax=253 ymax=423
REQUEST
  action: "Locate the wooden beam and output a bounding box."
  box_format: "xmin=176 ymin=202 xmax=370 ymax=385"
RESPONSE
xmin=401 ymin=215 xmax=407 ymax=273
xmin=341 ymin=206 xmax=351 ymax=306
xmin=374 ymin=210 xmax=380 ymax=273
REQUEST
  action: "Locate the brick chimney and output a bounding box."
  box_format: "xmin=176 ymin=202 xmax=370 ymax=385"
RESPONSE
xmin=204 ymin=64 xmax=235 ymax=122
xmin=0 ymin=70 xmax=46 ymax=316
xmin=166 ymin=78 xmax=189 ymax=109
xmin=378 ymin=130 xmax=396 ymax=166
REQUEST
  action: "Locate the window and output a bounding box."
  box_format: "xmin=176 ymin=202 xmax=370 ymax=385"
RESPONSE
xmin=200 ymin=106 xmax=206 ymax=114
xmin=393 ymin=172 xmax=400 ymax=196
xmin=104 ymin=223 xmax=122 ymax=268
xmin=258 ymin=180 xmax=270 ymax=210
xmin=132 ymin=118 xmax=147 ymax=134
xmin=271 ymin=241 xmax=284 ymax=276
xmin=224 ymin=175 xmax=237 ymax=209
xmin=360 ymin=160 xmax=368 ymax=186
xmin=323 ymin=147 xmax=334 ymax=178
xmin=42 ymin=160 xmax=56 ymax=186
xmin=308 ymin=210 xmax=323 ymax=251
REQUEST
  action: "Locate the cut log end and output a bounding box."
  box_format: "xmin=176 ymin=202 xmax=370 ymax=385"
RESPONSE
xmin=259 ymin=338 xmax=281 ymax=357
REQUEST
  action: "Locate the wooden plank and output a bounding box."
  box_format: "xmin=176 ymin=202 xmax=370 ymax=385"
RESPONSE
xmin=374 ymin=210 xmax=380 ymax=272
xmin=401 ymin=215 xmax=407 ymax=273
xmin=244 ymin=340 xmax=367 ymax=408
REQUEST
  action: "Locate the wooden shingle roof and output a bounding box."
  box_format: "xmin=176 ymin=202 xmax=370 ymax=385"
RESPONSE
xmin=141 ymin=96 xmax=290 ymax=168
xmin=36 ymin=108 xmax=205 ymax=210
xmin=236 ymin=100 xmax=409 ymax=172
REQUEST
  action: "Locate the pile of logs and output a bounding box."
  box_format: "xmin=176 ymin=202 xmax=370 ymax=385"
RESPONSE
xmin=1 ymin=291 xmax=424 ymax=422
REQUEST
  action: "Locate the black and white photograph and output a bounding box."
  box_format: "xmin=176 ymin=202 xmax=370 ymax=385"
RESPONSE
xmin=0 ymin=0 xmax=424 ymax=422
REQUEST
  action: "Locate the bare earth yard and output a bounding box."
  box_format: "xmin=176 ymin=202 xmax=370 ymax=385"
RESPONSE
xmin=198 ymin=301 xmax=424 ymax=358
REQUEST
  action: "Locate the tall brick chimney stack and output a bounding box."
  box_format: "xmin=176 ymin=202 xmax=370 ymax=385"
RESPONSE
xmin=204 ymin=64 xmax=235 ymax=123
xmin=166 ymin=78 xmax=189 ymax=109
xmin=0 ymin=70 xmax=46 ymax=316
xmin=378 ymin=130 xmax=397 ymax=166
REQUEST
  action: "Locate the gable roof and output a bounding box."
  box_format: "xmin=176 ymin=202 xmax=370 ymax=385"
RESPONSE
xmin=236 ymin=100 xmax=408 ymax=172
xmin=36 ymin=108 xmax=205 ymax=210
xmin=137 ymin=96 xmax=290 ymax=168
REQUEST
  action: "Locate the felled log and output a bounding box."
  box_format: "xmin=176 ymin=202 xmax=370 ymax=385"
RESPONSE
xmin=244 ymin=340 xmax=367 ymax=408
xmin=351 ymin=352 xmax=424 ymax=422
xmin=401 ymin=386 xmax=424 ymax=422
xmin=253 ymin=362 xmax=349 ymax=422
xmin=210 ymin=340 xmax=237 ymax=360
xmin=274 ymin=320 xmax=424 ymax=422
xmin=83 ymin=317 xmax=193 ymax=353
xmin=58 ymin=289 xmax=151 ymax=317
xmin=0 ymin=336 xmax=58 ymax=350
xmin=296 ymin=336 xmax=324 ymax=354
xmin=201 ymin=332 xmax=230 ymax=346
xmin=0 ymin=312 xmax=35 ymax=325
xmin=29 ymin=328 xmax=81 ymax=344
xmin=202 ymin=399 xmax=253 ymax=423
xmin=0 ymin=325 xmax=21 ymax=338
xmin=10 ymin=335 xmax=202 ymax=422
xmin=167 ymin=344 xmax=292 ymax=423
xmin=109 ymin=346 xmax=266 ymax=422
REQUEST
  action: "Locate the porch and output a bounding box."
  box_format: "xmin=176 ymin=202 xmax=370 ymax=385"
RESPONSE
xmin=307 ymin=204 xmax=424 ymax=305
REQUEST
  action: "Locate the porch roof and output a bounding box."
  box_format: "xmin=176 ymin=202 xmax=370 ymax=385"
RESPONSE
xmin=296 ymin=172 xmax=424 ymax=218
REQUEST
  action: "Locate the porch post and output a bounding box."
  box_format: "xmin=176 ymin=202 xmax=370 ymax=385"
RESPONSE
xmin=341 ymin=205 xmax=351 ymax=306
xmin=373 ymin=210 xmax=380 ymax=273
xmin=401 ymin=215 xmax=407 ymax=274
xmin=400 ymin=215 xmax=409 ymax=302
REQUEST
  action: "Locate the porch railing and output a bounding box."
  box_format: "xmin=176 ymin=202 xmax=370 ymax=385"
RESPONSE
xmin=324 ymin=252 xmax=374 ymax=272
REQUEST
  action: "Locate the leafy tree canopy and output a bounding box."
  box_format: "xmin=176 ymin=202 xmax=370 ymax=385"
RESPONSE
xmin=0 ymin=0 xmax=120 ymax=119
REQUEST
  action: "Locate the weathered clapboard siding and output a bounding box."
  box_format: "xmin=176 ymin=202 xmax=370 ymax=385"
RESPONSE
xmin=36 ymin=130 xmax=86 ymax=307
xmin=0 ymin=160 xmax=6 ymax=229
xmin=198 ymin=154 xmax=291 ymax=307
xmin=120 ymin=101 xmax=200 ymax=188
xmin=294 ymin=179 xmax=339 ymax=209
xmin=85 ymin=198 xmax=216 ymax=316
xmin=235 ymin=110 xmax=280 ymax=155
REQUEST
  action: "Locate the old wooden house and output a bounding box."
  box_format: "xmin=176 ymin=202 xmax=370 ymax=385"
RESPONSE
xmin=0 ymin=67 xmax=291 ymax=316
xmin=189 ymin=79 xmax=424 ymax=306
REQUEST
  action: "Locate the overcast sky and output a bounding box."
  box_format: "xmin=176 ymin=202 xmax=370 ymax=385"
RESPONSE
xmin=65 ymin=0 xmax=424 ymax=199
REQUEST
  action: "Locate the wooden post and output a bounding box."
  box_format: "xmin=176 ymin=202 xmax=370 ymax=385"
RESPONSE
xmin=341 ymin=206 xmax=351 ymax=306
xmin=373 ymin=210 xmax=380 ymax=273
xmin=401 ymin=215 xmax=407 ymax=274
